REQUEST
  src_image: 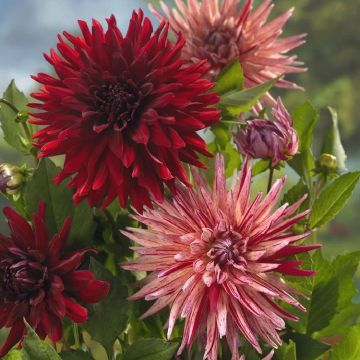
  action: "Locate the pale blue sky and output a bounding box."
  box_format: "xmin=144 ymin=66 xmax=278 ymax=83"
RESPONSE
xmin=0 ymin=0 xmax=154 ymax=93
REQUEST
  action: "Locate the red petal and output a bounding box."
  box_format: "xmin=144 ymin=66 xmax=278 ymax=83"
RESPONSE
xmin=130 ymin=121 xmax=150 ymax=144
xmin=47 ymin=295 xmax=66 ymax=318
xmin=65 ymin=270 xmax=110 ymax=304
xmin=47 ymin=217 xmax=72 ymax=263
xmin=42 ymin=311 xmax=63 ymax=341
xmin=51 ymin=249 xmax=94 ymax=274
xmin=32 ymin=214 xmax=50 ymax=252
xmin=0 ymin=320 xmax=24 ymax=357
xmin=3 ymin=207 xmax=34 ymax=248
xmin=64 ymin=296 xmax=88 ymax=323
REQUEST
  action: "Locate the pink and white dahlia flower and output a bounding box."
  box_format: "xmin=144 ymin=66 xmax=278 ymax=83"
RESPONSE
xmin=122 ymin=155 xmax=319 ymax=360
xmin=150 ymin=0 xmax=306 ymax=102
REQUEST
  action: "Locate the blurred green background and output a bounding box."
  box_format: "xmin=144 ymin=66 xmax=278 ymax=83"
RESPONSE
xmin=0 ymin=0 xmax=359 ymax=258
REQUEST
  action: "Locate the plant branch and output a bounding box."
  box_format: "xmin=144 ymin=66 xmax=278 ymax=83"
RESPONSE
xmin=267 ymin=161 xmax=274 ymax=193
xmin=73 ymin=323 xmax=81 ymax=349
xmin=0 ymin=98 xmax=19 ymax=114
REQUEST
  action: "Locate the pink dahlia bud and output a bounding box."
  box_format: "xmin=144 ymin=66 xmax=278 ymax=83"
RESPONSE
xmin=0 ymin=201 xmax=110 ymax=356
xmin=235 ymin=98 xmax=299 ymax=166
xmin=0 ymin=163 xmax=24 ymax=195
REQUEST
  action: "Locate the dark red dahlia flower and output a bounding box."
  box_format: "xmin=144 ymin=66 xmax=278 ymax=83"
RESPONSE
xmin=0 ymin=202 xmax=109 ymax=356
xmin=29 ymin=10 xmax=220 ymax=211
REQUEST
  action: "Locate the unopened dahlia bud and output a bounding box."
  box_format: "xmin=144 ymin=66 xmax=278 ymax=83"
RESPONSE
xmin=0 ymin=163 xmax=24 ymax=195
xmin=318 ymin=153 xmax=337 ymax=173
xmin=235 ymin=98 xmax=299 ymax=166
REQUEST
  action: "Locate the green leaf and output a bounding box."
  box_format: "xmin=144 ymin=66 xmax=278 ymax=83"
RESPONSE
xmin=0 ymin=80 xmax=30 ymax=154
xmin=317 ymin=251 xmax=360 ymax=338
xmin=275 ymin=340 xmax=296 ymax=360
xmin=84 ymin=259 xmax=129 ymax=358
xmin=24 ymin=159 xmax=95 ymax=248
xmin=252 ymin=160 xmax=269 ymax=176
xmin=218 ymin=77 xmax=277 ymax=116
xmin=211 ymin=122 xmax=231 ymax=151
xmin=282 ymin=180 xmax=309 ymax=208
xmin=284 ymin=334 xmax=329 ymax=360
xmin=289 ymin=252 xmax=339 ymax=335
xmin=25 ymin=159 xmax=73 ymax=233
xmin=309 ymin=171 xmax=360 ymax=228
xmin=321 ymin=107 xmax=347 ymax=172
xmin=60 ymin=350 xmax=94 ymax=360
xmin=306 ymin=252 xmax=339 ymax=335
xmin=224 ymin=142 xmax=241 ymax=177
xmin=234 ymin=342 xmax=261 ymax=360
xmin=288 ymin=101 xmax=319 ymax=186
xmin=22 ymin=321 xmax=61 ymax=360
xmin=330 ymin=325 xmax=360 ymax=360
xmin=214 ymin=60 xmax=244 ymax=94
xmin=68 ymin=202 xmax=96 ymax=249
xmin=2 ymin=350 xmax=23 ymax=360
xmin=122 ymin=338 xmax=179 ymax=360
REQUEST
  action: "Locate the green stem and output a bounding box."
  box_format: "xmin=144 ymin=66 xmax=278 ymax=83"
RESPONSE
xmin=267 ymin=161 xmax=274 ymax=193
xmin=0 ymin=98 xmax=19 ymax=113
xmin=0 ymin=98 xmax=33 ymax=141
xmin=73 ymin=323 xmax=80 ymax=349
xmin=311 ymin=230 xmax=318 ymax=245
xmin=222 ymin=120 xmax=242 ymax=125
xmin=21 ymin=122 xmax=32 ymax=141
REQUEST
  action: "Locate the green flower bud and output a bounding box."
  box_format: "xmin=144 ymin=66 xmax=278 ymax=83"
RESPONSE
xmin=15 ymin=111 xmax=29 ymax=123
xmin=0 ymin=163 xmax=25 ymax=195
xmin=319 ymin=153 xmax=337 ymax=172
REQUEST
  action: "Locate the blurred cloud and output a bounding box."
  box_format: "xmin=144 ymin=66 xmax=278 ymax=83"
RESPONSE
xmin=0 ymin=0 xmax=151 ymax=93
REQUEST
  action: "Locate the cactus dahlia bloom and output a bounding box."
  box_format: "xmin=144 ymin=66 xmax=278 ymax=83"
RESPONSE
xmin=29 ymin=10 xmax=220 ymax=212
xmin=150 ymin=0 xmax=306 ymax=102
xmin=123 ymin=156 xmax=319 ymax=360
xmin=235 ymin=97 xmax=299 ymax=166
xmin=0 ymin=202 xmax=109 ymax=356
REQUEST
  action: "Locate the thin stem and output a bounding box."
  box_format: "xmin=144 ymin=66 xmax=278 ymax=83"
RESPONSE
xmin=21 ymin=122 xmax=32 ymax=141
xmin=0 ymin=98 xmax=32 ymax=141
xmin=267 ymin=161 xmax=274 ymax=193
xmin=0 ymin=98 xmax=39 ymax=164
xmin=0 ymin=98 xmax=19 ymax=114
xmin=311 ymin=230 xmax=318 ymax=245
xmin=222 ymin=120 xmax=243 ymax=125
xmin=73 ymin=323 xmax=80 ymax=349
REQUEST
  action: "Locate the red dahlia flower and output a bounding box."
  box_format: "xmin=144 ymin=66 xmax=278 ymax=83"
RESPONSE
xmin=29 ymin=10 xmax=220 ymax=212
xmin=122 ymin=156 xmax=319 ymax=360
xmin=150 ymin=0 xmax=306 ymax=102
xmin=0 ymin=202 xmax=109 ymax=356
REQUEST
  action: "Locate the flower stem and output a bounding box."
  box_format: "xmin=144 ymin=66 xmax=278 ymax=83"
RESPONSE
xmin=73 ymin=323 xmax=80 ymax=349
xmin=0 ymin=98 xmax=32 ymax=140
xmin=267 ymin=161 xmax=274 ymax=193
xmin=0 ymin=98 xmax=38 ymax=164
xmin=0 ymin=98 xmax=19 ymax=113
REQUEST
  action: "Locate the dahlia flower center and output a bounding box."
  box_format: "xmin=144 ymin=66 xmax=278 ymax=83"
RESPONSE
xmin=203 ymin=27 xmax=239 ymax=61
xmin=95 ymin=81 xmax=140 ymax=130
xmin=207 ymin=232 xmax=247 ymax=269
xmin=0 ymin=257 xmax=48 ymax=302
